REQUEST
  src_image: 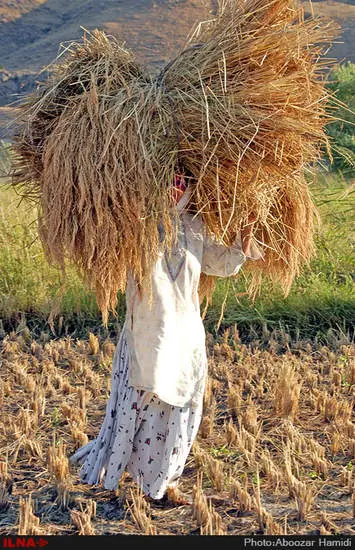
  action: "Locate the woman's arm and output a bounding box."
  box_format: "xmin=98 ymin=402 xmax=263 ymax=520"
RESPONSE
xmin=201 ymin=230 xmax=246 ymax=277
xmin=201 ymin=214 xmax=264 ymax=277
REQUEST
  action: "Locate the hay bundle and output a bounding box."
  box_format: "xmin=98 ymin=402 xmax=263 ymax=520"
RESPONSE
xmin=10 ymin=0 xmax=338 ymax=325
xmin=11 ymin=31 xmax=180 ymax=324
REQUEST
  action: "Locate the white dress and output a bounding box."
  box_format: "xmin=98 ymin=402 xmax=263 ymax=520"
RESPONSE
xmin=70 ymin=189 xmax=263 ymax=498
xmin=70 ymin=320 xmax=205 ymax=498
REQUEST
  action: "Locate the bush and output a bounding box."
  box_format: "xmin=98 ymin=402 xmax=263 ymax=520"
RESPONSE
xmin=325 ymin=62 xmax=355 ymax=176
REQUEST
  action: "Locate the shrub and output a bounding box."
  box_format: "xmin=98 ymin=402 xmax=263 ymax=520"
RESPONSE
xmin=326 ymin=62 xmax=355 ymax=176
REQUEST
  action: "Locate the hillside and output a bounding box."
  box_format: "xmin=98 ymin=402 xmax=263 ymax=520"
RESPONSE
xmin=0 ymin=0 xmax=353 ymax=136
xmin=0 ymin=1 xmax=215 ymax=111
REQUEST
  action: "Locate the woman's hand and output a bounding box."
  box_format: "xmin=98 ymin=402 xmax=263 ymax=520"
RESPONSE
xmin=241 ymin=212 xmax=257 ymax=256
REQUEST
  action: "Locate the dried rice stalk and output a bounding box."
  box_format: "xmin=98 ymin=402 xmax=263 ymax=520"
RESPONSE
xmin=0 ymin=460 xmax=12 ymax=512
xmin=47 ymin=438 xmax=71 ymax=509
xmin=274 ymin=364 xmax=302 ymax=420
xmin=70 ymin=500 xmax=96 ymax=536
xmin=9 ymin=1 xmax=339 ymax=324
xmin=127 ymin=486 xmax=157 ymax=535
xmin=18 ymin=495 xmax=41 ymax=536
xmin=192 ymin=472 xmax=226 ymax=535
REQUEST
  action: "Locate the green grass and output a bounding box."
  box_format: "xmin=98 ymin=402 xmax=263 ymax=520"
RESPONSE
xmin=0 ymin=184 xmax=114 ymax=337
xmin=0 ymin=172 xmax=354 ymax=344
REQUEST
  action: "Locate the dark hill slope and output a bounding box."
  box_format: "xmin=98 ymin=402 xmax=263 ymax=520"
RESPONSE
xmin=0 ymin=0 xmax=353 ymax=135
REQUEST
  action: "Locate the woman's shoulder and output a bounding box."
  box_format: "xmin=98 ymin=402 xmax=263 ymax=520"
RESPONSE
xmin=180 ymin=208 xmax=201 ymax=224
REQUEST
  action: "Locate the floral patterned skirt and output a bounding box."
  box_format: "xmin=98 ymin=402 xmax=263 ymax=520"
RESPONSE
xmin=70 ymin=320 xmax=206 ymax=499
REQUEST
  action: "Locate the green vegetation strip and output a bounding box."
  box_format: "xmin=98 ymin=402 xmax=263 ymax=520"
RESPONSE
xmin=0 ymin=172 xmax=353 ymax=344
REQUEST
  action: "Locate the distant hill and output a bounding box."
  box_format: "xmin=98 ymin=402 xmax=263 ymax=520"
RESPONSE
xmin=0 ymin=0 xmax=353 ymax=136
xmin=302 ymin=0 xmax=354 ymax=63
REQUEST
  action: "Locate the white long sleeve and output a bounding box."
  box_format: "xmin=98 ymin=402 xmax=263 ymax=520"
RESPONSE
xmin=201 ymin=228 xmax=264 ymax=277
xmin=201 ymin=230 xmax=247 ymax=277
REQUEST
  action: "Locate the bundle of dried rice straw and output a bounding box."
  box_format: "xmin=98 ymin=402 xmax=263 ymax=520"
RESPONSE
xmin=9 ymin=0 xmax=339 ymax=326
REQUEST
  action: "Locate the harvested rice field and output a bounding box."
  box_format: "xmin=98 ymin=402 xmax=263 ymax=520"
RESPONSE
xmin=0 ymin=327 xmax=354 ymax=535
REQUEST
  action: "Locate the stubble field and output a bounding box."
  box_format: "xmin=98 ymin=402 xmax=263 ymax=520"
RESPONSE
xmin=0 ymin=326 xmax=354 ymax=536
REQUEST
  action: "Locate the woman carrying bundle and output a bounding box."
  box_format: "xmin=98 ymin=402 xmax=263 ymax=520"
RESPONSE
xmin=70 ymin=171 xmax=263 ymax=505
xmin=8 ymin=0 xmax=336 ymax=508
